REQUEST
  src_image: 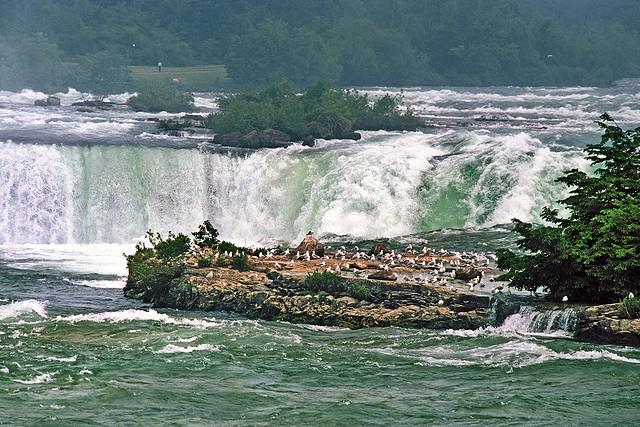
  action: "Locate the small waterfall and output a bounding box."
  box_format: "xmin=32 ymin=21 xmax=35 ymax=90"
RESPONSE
xmin=500 ymin=306 xmax=578 ymax=335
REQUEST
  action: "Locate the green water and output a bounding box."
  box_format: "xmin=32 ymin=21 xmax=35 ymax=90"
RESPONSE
xmin=1 ymin=253 xmax=639 ymax=426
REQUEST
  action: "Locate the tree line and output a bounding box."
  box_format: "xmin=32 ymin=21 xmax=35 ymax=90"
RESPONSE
xmin=1 ymin=0 xmax=639 ymax=92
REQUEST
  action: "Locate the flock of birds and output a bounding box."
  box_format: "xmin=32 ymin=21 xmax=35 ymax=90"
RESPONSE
xmin=237 ymin=242 xmax=513 ymax=296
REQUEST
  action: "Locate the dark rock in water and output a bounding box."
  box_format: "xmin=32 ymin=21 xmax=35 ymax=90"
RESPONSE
xmin=491 ymin=297 xmax=521 ymax=325
xmin=72 ymin=100 xmax=116 ymax=109
xmin=294 ymin=232 xmax=324 ymax=257
xmin=213 ymin=128 xmax=293 ymax=149
xmin=308 ymin=111 xmax=362 ymax=141
xmin=574 ymin=304 xmax=640 ymax=346
xmin=368 ymin=243 xmax=389 ymax=256
xmin=455 ymin=266 xmax=482 ymax=281
xmin=35 ymin=96 xmax=61 ymax=107
xmin=368 ymin=270 xmax=397 ymax=281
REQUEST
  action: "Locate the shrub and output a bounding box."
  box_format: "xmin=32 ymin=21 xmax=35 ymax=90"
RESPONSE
xmin=218 ymin=241 xmax=243 ymax=255
xmin=192 ymin=220 xmax=220 ymax=249
xmin=347 ymin=282 xmax=373 ymax=300
xmin=231 ymin=253 xmax=251 ymax=272
xmin=124 ymin=240 xmax=186 ymax=302
xmin=618 ymin=295 xmax=640 ymax=319
xmin=146 ymin=230 xmax=191 ymax=261
xmin=303 ymin=271 xmax=344 ymax=294
xmin=197 ymin=257 xmax=213 ymax=268
xmin=205 ymin=80 xmax=424 ymax=138
xmin=215 ymin=257 xmax=230 ymax=268
xmin=128 ymin=79 xmax=194 ymax=113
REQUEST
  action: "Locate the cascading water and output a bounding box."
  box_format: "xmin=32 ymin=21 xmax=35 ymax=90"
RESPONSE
xmin=500 ymin=306 xmax=578 ymax=336
xmin=1 ymin=129 xmax=588 ymax=245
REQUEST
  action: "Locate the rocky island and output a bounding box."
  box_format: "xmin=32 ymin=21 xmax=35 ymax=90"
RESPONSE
xmin=124 ymin=230 xmax=640 ymax=347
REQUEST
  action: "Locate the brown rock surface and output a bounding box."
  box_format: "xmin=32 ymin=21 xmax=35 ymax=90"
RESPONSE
xmin=294 ymin=233 xmax=325 ymax=257
xmin=574 ymin=304 xmax=640 ymax=346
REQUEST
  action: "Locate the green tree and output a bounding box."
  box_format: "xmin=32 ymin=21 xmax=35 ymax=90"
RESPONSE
xmin=77 ymin=50 xmax=132 ymax=94
xmin=496 ymin=114 xmax=640 ymax=303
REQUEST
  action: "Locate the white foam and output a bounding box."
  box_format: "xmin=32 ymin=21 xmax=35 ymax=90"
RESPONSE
xmin=58 ymin=309 xmax=223 ymax=329
xmin=14 ymin=371 xmax=57 ymax=384
xmin=0 ymin=300 xmax=48 ymax=321
xmin=155 ymin=343 xmax=221 ymax=354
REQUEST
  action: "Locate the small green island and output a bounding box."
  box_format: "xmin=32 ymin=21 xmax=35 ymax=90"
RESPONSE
xmin=129 ymin=79 xmax=424 ymax=148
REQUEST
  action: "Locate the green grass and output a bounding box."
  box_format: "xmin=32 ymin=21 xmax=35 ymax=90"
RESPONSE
xmin=129 ymin=64 xmax=231 ymax=91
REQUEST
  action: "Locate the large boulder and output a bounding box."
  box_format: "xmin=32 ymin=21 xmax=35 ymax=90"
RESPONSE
xmin=454 ymin=266 xmax=482 ymax=281
xmin=294 ymin=232 xmax=324 ymax=257
xmin=368 ymin=243 xmax=389 ymax=256
xmin=35 ymin=96 xmax=61 ymax=107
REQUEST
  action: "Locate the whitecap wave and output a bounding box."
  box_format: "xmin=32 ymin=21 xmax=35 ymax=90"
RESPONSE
xmin=13 ymin=371 xmax=57 ymax=384
xmin=57 ymin=308 xmax=223 ymax=329
xmin=155 ymin=343 xmax=221 ymax=354
xmin=0 ymin=300 xmax=48 ymax=321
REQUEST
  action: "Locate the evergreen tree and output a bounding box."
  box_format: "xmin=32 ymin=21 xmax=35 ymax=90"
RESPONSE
xmin=496 ymin=114 xmax=640 ymax=302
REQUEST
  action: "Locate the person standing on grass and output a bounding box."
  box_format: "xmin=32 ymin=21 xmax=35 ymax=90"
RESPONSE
xmin=158 ymin=62 xmax=162 ymax=72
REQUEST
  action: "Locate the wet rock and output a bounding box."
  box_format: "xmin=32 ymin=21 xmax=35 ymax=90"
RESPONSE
xmin=368 ymin=270 xmax=397 ymax=281
xmin=368 ymin=243 xmax=389 ymax=256
xmin=574 ymin=304 xmax=640 ymax=346
xmin=454 ymin=266 xmax=483 ymax=281
xmin=35 ymin=96 xmax=61 ymax=107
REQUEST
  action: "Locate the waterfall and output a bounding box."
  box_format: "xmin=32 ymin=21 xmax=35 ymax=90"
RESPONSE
xmin=500 ymin=306 xmax=578 ymax=335
xmin=0 ymin=130 xmax=586 ymax=245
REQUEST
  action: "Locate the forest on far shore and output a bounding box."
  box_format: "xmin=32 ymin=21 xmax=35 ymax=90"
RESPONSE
xmin=1 ymin=0 xmax=640 ymax=93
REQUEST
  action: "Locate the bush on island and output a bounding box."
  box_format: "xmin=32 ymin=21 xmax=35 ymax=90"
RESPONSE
xmin=496 ymin=114 xmax=640 ymax=303
xmin=205 ymin=79 xmax=424 ymax=141
xmin=618 ymin=294 xmax=640 ymax=319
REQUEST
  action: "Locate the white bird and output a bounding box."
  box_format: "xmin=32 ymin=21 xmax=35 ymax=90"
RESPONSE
xmin=629 ymin=292 xmax=635 ymax=299
xmin=274 ymin=262 xmax=282 ymax=270
xmin=562 ymin=295 xmax=569 ymax=302
xmin=438 ymin=299 xmax=444 ymax=306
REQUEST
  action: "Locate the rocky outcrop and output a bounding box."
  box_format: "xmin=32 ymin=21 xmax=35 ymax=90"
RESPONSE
xmin=212 ymin=129 xmax=301 ymax=149
xmin=367 ymin=270 xmax=397 ymax=281
xmin=574 ymin=304 xmax=640 ymax=346
xmin=294 ymin=233 xmax=324 ymax=258
xmin=211 ymin=121 xmax=361 ymax=149
xmin=368 ymin=243 xmax=389 ymax=256
xmin=35 ymin=96 xmax=60 ymax=106
xmin=454 ymin=266 xmax=482 ymax=281
xmin=134 ymin=266 xmax=498 ymax=330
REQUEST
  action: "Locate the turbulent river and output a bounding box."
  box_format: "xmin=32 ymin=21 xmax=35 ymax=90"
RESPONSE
xmin=1 ymin=86 xmax=639 ymax=425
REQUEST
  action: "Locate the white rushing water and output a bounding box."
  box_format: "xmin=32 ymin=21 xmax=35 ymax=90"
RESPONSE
xmin=1 ymin=85 xmax=639 ymax=246
xmin=0 ymin=131 xmax=589 ymax=245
